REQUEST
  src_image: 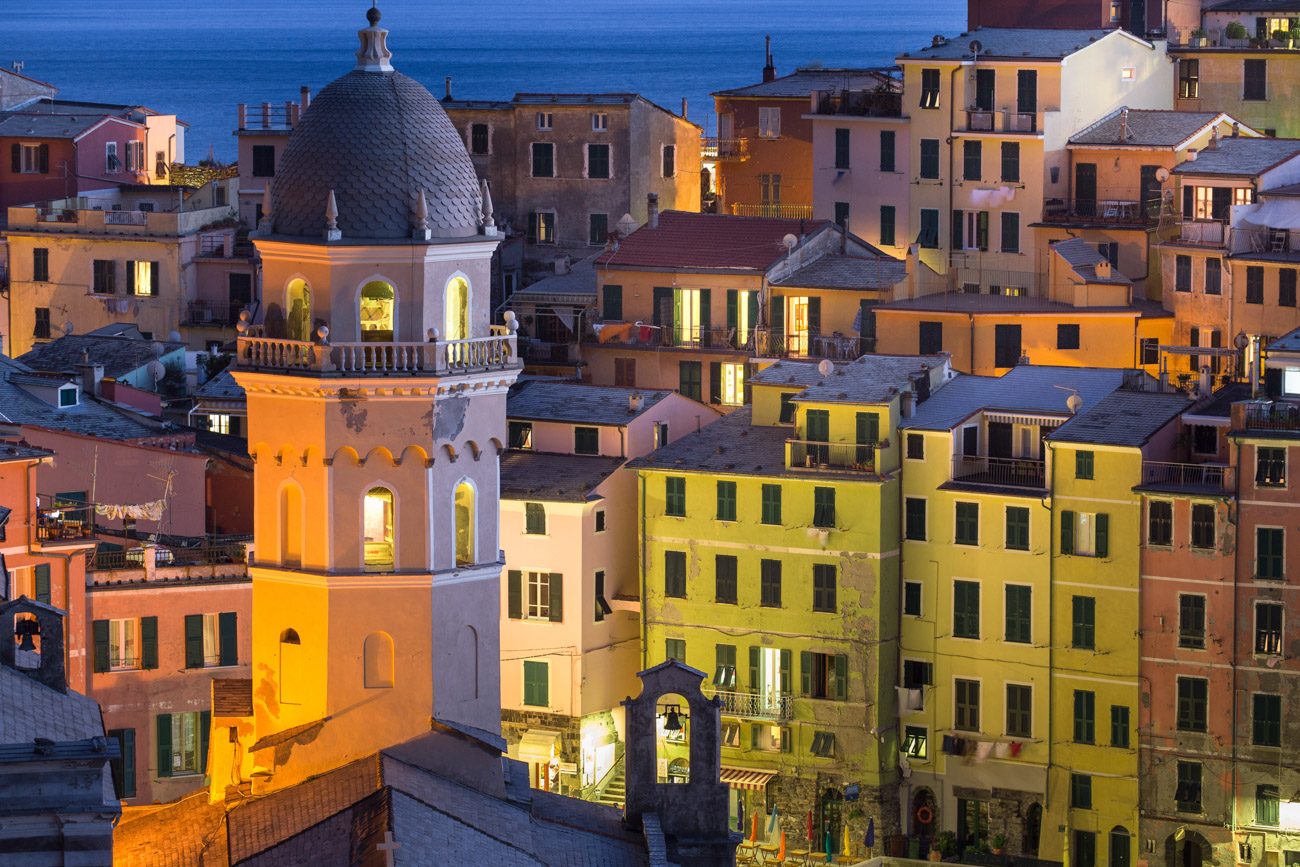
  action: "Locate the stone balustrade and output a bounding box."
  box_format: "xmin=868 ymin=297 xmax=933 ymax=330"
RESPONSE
xmin=237 ymin=333 xmax=519 ymax=376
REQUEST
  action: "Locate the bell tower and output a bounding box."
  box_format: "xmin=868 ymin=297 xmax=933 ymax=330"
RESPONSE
xmin=231 ymin=6 xmax=518 ymax=791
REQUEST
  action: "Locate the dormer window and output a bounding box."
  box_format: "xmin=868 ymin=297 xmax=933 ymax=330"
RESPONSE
xmin=591 ymin=112 xmax=608 ymax=131
xmin=58 ymin=386 xmax=78 ymax=408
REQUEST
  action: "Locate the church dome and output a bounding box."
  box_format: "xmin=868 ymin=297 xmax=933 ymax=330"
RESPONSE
xmin=269 ymin=10 xmax=481 ymax=240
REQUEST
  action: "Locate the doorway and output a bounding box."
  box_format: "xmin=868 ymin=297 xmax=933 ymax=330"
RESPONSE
xmin=1076 ymin=163 xmax=1098 ymax=217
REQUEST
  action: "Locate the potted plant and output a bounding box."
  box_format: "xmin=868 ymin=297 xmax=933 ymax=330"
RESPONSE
xmin=992 ymin=833 xmax=1007 ymax=855
xmin=1189 ymin=28 xmax=1207 ymax=47
xmin=1226 ymin=20 xmax=1249 ymax=44
xmin=936 ymin=831 xmax=958 ymax=861
xmin=1273 ymin=28 xmax=1292 ymax=47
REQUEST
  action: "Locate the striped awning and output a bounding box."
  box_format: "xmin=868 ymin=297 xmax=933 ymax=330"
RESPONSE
xmin=720 ymin=766 xmax=776 ymax=791
xmin=984 ymin=412 xmax=1067 ymax=427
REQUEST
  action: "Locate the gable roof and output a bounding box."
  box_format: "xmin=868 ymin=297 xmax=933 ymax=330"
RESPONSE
xmin=196 ymin=369 xmax=246 ymax=401
xmin=0 ymin=656 xmax=105 ymax=744
xmin=508 ymin=380 xmax=675 ymax=425
xmin=510 ymin=254 xmax=599 ymax=301
xmin=627 ymin=406 xmax=833 ymax=480
xmin=0 ymin=355 xmax=161 ymax=439
xmin=595 ymin=211 xmax=832 ymax=272
xmin=713 ymin=68 xmax=897 ymax=99
xmin=1052 ymin=237 xmax=1133 ymax=284
xmin=901 ymin=366 xmax=1130 ymax=431
xmin=499 ymin=451 xmax=626 ymax=502
xmin=1173 ymin=137 xmax=1300 ymax=177
xmin=1048 ymin=390 xmax=1191 ymax=446
xmin=770 ymin=253 xmax=907 ymax=290
xmin=899 ymin=28 xmax=1143 ymax=62
xmin=1069 ymin=109 xmax=1236 ymax=148
xmin=752 ymin=354 xmax=946 ymax=405
xmin=18 ymin=333 xmax=185 ymax=380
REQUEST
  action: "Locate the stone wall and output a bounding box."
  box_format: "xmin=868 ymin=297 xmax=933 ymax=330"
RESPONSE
xmin=768 ymin=772 xmax=901 ymax=854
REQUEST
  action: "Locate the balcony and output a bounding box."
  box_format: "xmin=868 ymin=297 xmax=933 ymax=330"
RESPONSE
xmin=185 ymin=302 xmax=244 ymax=327
xmin=237 ymin=101 xmax=300 ymax=131
xmin=236 ymin=333 xmax=520 ymax=376
xmin=7 ymin=202 xmax=237 ymax=238
xmin=1243 ymin=402 xmax=1300 ymax=432
xmin=700 ymin=137 xmax=749 ymax=161
xmin=36 ymin=498 xmax=95 ymax=544
xmin=729 ymin=203 xmax=814 ymax=219
xmin=710 ymin=690 xmax=793 ymax=722
xmin=813 ymin=90 xmax=903 ymax=118
xmin=1042 ymin=197 xmax=1157 ymax=225
xmin=1177 ymin=219 xmax=1227 ymax=247
xmin=1138 ymin=461 xmax=1234 ymax=494
xmin=788 ymin=440 xmax=876 ymax=474
xmin=519 ymin=338 xmax=580 ymax=365
xmin=950 ymin=455 xmax=1046 ymax=490
xmin=959 ymin=108 xmax=1039 ymax=133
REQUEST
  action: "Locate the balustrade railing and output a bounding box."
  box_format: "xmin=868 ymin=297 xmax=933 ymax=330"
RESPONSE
xmin=951 ymin=455 xmax=1046 ymax=489
xmin=710 ymin=690 xmax=793 ymax=721
xmin=1244 ymin=403 xmax=1300 ymax=432
xmin=788 ymin=440 xmax=876 ymax=473
xmin=1140 ymin=461 xmax=1233 ymax=492
xmin=237 ymin=333 xmax=519 ymax=375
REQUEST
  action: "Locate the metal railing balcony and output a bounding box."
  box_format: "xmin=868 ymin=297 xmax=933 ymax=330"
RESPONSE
xmin=814 ymin=91 xmax=902 ymax=118
xmin=237 ymin=333 xmax=520 ymax=376
xmin=1139 ymin=461 xmax=1234 ymax=493
xmin=1042 ymin=198 xmax=1158 ymax=224
xmin=1178 ymin=219 xmax=1227 ymax=247
xmin=710 ymin=690 xmax=793 ymax=721
xmin=185 ymin=302 xmax=243 ymax=327
xmin=788 ymin=440 xmax=876 ymax=473
xmin=951 ymin=455 xmax=1046 ymax=489
xmin=1244 ymin=403 xmax=1300 ymax=432
xmin=729 ymin=202 xmax=814 ymax=219
xmin=36 ymin=498 xmax=95 ymax=543
xmin=700 ymin=137 xmax=749 ymax=161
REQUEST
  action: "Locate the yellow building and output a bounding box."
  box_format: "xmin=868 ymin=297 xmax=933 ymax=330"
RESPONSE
xmin=896 ymin=364 xmax=1134 ymax=859
xmin=630 ymin=353 xmax=952 ymax=846
xmin=875 ymin=238 xmax=1173 ymax=376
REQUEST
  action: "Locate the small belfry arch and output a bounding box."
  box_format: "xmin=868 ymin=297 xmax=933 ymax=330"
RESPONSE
xmin=279 ymin=479 xmax=305 ymax=567
xmin=363 ymin=631 xmax=394 ymax=688
xmin=444 ymin=273 xmax=470 ymax=342
xmin=285 ymin=276 xmax=313 ymax=342
xmin=279 ymin=628 xmax=301 ymax=705
xmin=357 ymin=275 xmax=397 ymax=342
xmin=363 ymin=484 xmax=396 ymax=572
xmin=453 ymin=478 xmax=476 ymax=566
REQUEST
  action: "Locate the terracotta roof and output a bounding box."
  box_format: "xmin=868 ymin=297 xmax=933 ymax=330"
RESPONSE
xmin=212 ymin=678 xmax=253 ymax=716
xmin=113 ymin=790 xmax=228 ymax=867
xmin=595 ymin=211 xmax=831 ymax=272
xmin=713 ymin=68 xmax=897 ymax=99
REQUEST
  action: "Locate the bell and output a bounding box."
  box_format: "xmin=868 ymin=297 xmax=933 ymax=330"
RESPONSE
xmin=663 ymin=705 xmax=683 ymax=733
xmin=16 ymin=620 xmax=39 ymax=652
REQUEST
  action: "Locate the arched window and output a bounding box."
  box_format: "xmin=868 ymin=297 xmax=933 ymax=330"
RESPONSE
xmin=281 ymin=483 xmax=303 ymax=567
xmin=364 ymin=631 xmax=394 ymax=688
xmin=363 ymin=487 xmax=394 ymax=571
xmin=286 ymin=279 xmax=312 ymax=342
xmin=359 ymin=281 xmax=395 ymax=342
xmin=655 ymin=693 xmax=690 ymax=784
xmin=457 ymin=625 xmax=479 ymax=700
xmin=279 ymin=629 xmax=301 ymax=705
xmin=445 ymin=277 xmax=469 ymax=342
xmin=454 ymin=481 xmax=475 ymax=566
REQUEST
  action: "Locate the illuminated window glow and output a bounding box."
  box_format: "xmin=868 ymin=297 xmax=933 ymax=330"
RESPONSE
xmin=359 ymin=281 xmax=395 ymax=342
xmin=455 ymin=481 xmax=475 ymax=566
xmin=363 ymin=487 xmax=394 ymax=571
xmin=207 ymin=414 xmax=231 ymax=435
xmin=721 ymin=362 xmax=746 ymax=406
xmin=286 ymin=279 xmax=312 ymax=342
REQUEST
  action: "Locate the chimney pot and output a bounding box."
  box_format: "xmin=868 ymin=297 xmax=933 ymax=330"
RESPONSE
xmin=647 ymin=193 xmax=659 ymax=229
xmin=300 ymin=85 xmax=310 ymax=112
xmin=445 ymin=76 xmax=452 ymax=100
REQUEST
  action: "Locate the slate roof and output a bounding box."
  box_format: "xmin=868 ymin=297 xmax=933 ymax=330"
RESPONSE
xmin=1267 ymin=326 xmax=1300 ymax=353
xmin=596 ymin=211 xmax=831 ymax=272
xmin=510 ymin=254 xmax=599 ymax=300
xmin=879 ymin=292 xmax=1166 ymax=315
xmin=714 ymin=68 xmax=896 ymax=99
xmin=196 ymin=369 xmax=246 ymax=401
xmin=0 ymin=111 xmax=120 ymax=139
xmin=627 ymin=406 xmax=832 ymax=479
xmin=0 ymin=443 xmax=53 ymax=463
xmin=1207 ymin=0 xmax=1300 ymax=10
xmin=1263 ymin=182 xmax=1300 ymax=197
xmin=1049 ymin=390 xmax=1192 ymax=446
xmin=771 ymin=253 xmax=908 ymax=290
xmin=271 ymin=69 xmax=481 ymax=240
xmin=899 ymin=28 xmax=1130 ymax=61
xmin=508 ymin=380 xmax=673 ymax=425
xmin=753 ymin=354 xmax=946 ymax=404
xmin=1173 ymin=137 xmax=1300 ymax=177
xmin=0 ymin=355 xmax=160 ymax=439
xmin=0 ymin=657 xmax=105 ymax=744
xmin=901 ymin=366 xmax=1130 ymax=431
xmin=212 ymin=678 xmax=253 ymax=716
xmin=499 ymin=451 xmax=625 ymax=502
xmin=1184 ymin=382 xmax=1251 ymax=419
xmin=17 ymin=333 xmax=185 ymax=379
xmin=1069 ymin=109 xmax=1228 ymax=148
xmin=110 ymin=790 xmax=228 ymax=867
xmin=1052 ymin=237 xmax=1133 ymax=284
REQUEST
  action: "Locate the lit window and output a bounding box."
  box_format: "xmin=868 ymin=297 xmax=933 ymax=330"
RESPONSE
xmin=359 ymin=281 xmax=395 ymax=342
xmin=132 ymin=261 xmax=154 ymax=296
xmin=721 ymin=362 xmax=746 ymax=405
xmin=673 ymin=288 xmax=702 ymax=346
xmin=1121 ymin=67 xmax=1135 ymax=81
xmin=207 ymin=414 xmax=231 ymax=435
xmin=163 ymin=712 xmax=203 ymax=775
xmin=455 ymin=482 xmax=475 ymax=565
xmin=903 ymin=726 xmax=928 ymax=759
xmin=109 ymin=619 xmax=140 ymax=670
xmin=363 ymin=487 xmax=395 ymax=571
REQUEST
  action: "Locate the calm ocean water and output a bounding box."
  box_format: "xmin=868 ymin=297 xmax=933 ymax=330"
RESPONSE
xmin=5 ymin=0 xmax=965 ymax=162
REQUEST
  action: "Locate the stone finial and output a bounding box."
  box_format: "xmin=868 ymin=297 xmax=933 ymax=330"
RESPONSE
xmin=412 ymin=188 xmax=431 ymax=241
xmin=480 ymin=179 xmax=497 ymax=237
xmin=355 ymin=5 xmax=394 ymax=72
xmin=324 ymin=189 xmax=341 ymax=241
xmin=258 ymin=182 xmax=273 ymax=233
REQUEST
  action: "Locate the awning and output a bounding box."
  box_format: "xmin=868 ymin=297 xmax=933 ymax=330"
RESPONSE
xmin=984 ymin=412 xmax=1066 ymax=427
xmin=517 ymin=729 xmax=561 ymax=763
xmin=720 ymin=766 xmax=776 ymax=791
xmin=1239 ymin=200 xmax=1300 ymax=230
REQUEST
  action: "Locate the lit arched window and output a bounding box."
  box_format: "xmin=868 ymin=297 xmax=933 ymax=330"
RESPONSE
xmin=279 ymin=629 xmax=301 ymax=704
xmin=445 ymin=277 xmax=469 ymax=342
xmin=359 ymin=280 xmax=395 ymax=342
xmin=364 ymin=631 xmax=394 ymax=688
xmin=454 ymin=481 xmax=475 ymax=566
xmin=281 ymin=483 xmax=303 ymax=567
xmin=286 ymin=279 xmax=312 ymax=342
xmin=363 ymin=487 xmax=394 ymax=571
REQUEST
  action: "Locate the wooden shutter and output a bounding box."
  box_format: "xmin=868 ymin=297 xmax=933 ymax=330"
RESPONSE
xmin=119 ymin=729 xmax=136 ymax=798
xmin=548 ymin=573 xmax=563 ymax=622
xmin=141 ymin=616 xmax=158 ymax=670
xmin=749 ymin=646 xmax=759 ymax=690
xmin=156 ymin=715 xmax=172 ymax=778
xmin=199 ymin=710 xmax=211 ymax=776
xmin=807 ymin=296 xmax=821 ymax=337
xmin=127 ymin=263 xmax=136 ymax=295
xmin=10 ymin=143 xmax=19 ymax=173
xmin=34 ymin=564 xmax=50 ymax=603
xmin=952 ymin=209 xmax=964 ymax=249
xmin=652 ymin=286 xmax=671 ymax=328
xmin=508 ymin=570 xmax=522 ymax=619
xmin=1061 ymin=510 xmax=1075 ymax=555
xmin=218 ymin=612 xmax=237 ymax=666
xmin=834 ymin=654 xmax=848 ymax=700
xmin=184 ymin=614 xmax=204 ymax=668
xmin=1096 ymin=513 xmax=1109 ymax=558
xmin=977 ymin=211 xmax=989 ymax=251
xmin=726 ymin=289 xmax=738 ymax=331
xmin=780 ymin=649 xmax=791 ymax=695
xmin=770 ymin=296 xmax=784 ymax=333
xmin=38 ymin=143 xmax=49 ymax=173
xmin=699 ymin=288 xmax=711 ymax=332
xmin=709 ymin=362 xmax=721 ymax=405
xmin=93 ymin=620 xmax=110 ymax=673
xmin=800 ymin=650 xmax=812 ymax=695
xmin=150 ymin=262 xmax=161 ymax=296
xmin=1183 ymin=185 xmax=1194 ymax=218
xmin=744 ymin=363 xmax=754 ymax=404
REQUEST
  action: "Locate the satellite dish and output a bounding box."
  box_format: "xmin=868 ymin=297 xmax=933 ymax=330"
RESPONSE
xmin=818 ymin=359 xmax=834 ymax=377
xmin=151 ymin=341 xmax=165 ymax=357
xmin=1067 ymin=393 xmax=1083 ymax=414
xmin=168 ymin=330 xmax=182 ymax=343
xmin=969 ymin=39 xmax=983 ymax=55
xmin=63 ymin=321 xmax=74 ymax=335
xmin=1155 ymin=167 xmax=1170 ymax=183
xmin=783 ymin=233 xmax=798 ymax=251
xmin=146 ymin=359 xmax=166 ymax=382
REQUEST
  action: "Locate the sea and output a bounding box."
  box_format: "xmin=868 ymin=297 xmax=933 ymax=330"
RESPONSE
xmin=4 ymin=0 xmax=966 ymax=163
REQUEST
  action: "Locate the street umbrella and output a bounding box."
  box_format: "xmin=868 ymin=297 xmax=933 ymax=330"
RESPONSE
xmin=825 ymin=830 xmax=832 ymax=863
xmin=866 ymin=818 xmax=876 ymax=853
xmin=750 ymin=812 xmax=758 ymax=843
xmin=842 ymin=823 xmax=851 ymax=858
xmin=807 ymin=811 xmax=814 ymax=842
xmin=778 ymin=831 xmax=787 ymax=862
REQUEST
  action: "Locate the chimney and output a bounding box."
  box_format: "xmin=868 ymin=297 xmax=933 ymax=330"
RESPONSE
xmin=1199 ymin=364 xmax=1212 ymax=396
xmin=76 ymin=363 xmax=104 ymax=399
xmin=628 ymin=392 xmax=643 ymax=414
xmin=300 ymin=85 xmax=311 ymax=112
xmin=763 ymin=36 xmax=776 ymax=82
xmin=681 ymin=97 xmax=688 ymax=118
xmin=1232 ymin=122 xmax=1240 ymax=137
xmin=1095 ymin=260 xmax=1112 ymax=279
xmin=1186 ymin=148 xmax=1198 ymax=161
xmin=445 ymin=76 xmax=453 ymax=101
xmin=647 ymin=193 xmax=659 ymax=229
xmin=1209 ymin=126 xmax=1220 ymax=149
xmin=553 ymin=253 xmax=570 ymax=275
xmin=1119 ymin=108 xmax=1129 ymax=142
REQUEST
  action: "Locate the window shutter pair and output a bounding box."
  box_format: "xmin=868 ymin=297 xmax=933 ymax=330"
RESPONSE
xmin=770 ymin=297 xmax=784 ymax=334
xmin=508 ymin=570 xmax=522 ymax=619
xmin=749 ymin=646 xmax=760 ymax=691
xmin=156 ymin=715 xmax=172 ymax=778
xmin=800 ymin=650 xmax=812 ymax=695
xmin=93 ymin=620 xmax=111 ymax=673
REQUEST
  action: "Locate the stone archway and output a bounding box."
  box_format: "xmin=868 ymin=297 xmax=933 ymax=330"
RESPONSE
xmin=912 ymin=787 xmax=938 ymax=837
xmin=1165 ymin=829 xmax=1211 ymax=867
xmin=1023 ymin=802 xmax=1042 ymax=856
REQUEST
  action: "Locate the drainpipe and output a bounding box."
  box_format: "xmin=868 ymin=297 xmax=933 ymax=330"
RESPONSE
xmin=1044 ymin=441 xmax=1059 ymax=860
xmin=638 ymin=471 xmax=648 ymax=672
xmin=968 ymin=314 xmax=975 ymax=373
xmin=948 ymin=65 xmax=962 ymax=275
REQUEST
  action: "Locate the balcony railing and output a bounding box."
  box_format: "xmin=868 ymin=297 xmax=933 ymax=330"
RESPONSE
xmin=710 ymin=690 xmax=793 ymax=721
xmin=519 ymin=338 xmax=580 ymax=365
xmin=966 ymin=109 xmax=995 ymax=131
xmin=788 ymin=440 xmax=876 ymax=473
xmin=36 ymin=498 xmax=95 ymax=543
xmin=185 ymin=302 xmax=243 ymax=327
xmin=1139 ymin=461 xmax=1234 ymax=493
xmin=700 ymin=137 xmax=749 ymax=161
xmin=1244 ymin=403 xmax=1300 ymax=432
xmin=1042 ymin=198 xmax=1157 ymax=224
xmin=814 ymin=90 xmax=903 ymax=118
xmin=951 ymin=455 xmax=1046 ymax=489
xmin=237 ymin=334 xmax=520 ymax=376
xmin=729 ymin=203 xmax=814 ymax=219
xmin=237 ymin=101 xmax=300 ymax=131
xmin=1178 ymin=219 xmax=1227 ymax=247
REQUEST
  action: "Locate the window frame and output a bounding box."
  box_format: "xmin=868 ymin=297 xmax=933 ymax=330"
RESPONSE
xmin=585 ymin=142 xmax=611 ymax=179
xmin=954 ymin=677 xmax=981 ymax=732
xmin=1178 ymin=593 xmax=1207 ymax=649
xmin=954 ymin=501 xmax=979 ymax=546
xmin=812 ymin=563 xmax=837 ymax=613
xmin=664 ymin=476 xmax=687 ymax=517
xmin=524 ymin=502 xmax=547 ymax=536
xmin=1004 ymin=583 xmax=1032 ymax=644
xmin=953 ymin=579 xmax=981 ymax=640
xmin=716 ymin=480 xmax=737 ymax=522
xmin=1176 ymin=676 xmax=1208 ymax=732
xmin=760 ymin=483 xmax=782 ymax=525
xmin=1006 ymin=682 xmax=1033 ymax=739
xmin=574 ymin=425 xmax=600 ymax=455
xmin=663 ymin=550 xmax=687 ymax=598
xmin=530 ymin=141 xmax=555 ymax=178
xmin=760 ymin=558 xmax=782 ymax=608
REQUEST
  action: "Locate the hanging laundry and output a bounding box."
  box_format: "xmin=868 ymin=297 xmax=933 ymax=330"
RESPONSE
xmin=1009 ymin=742 xmax=1022 ymax=758
xmin=975 ymin=741 xmax=994 ymax=761
xmin=95 ymin=499 xmax=166 ymax=521
xmin=994 ymin=742 xmax=1010 ymax=758
xmin=942 ymin=735 xmax=957 ymax=755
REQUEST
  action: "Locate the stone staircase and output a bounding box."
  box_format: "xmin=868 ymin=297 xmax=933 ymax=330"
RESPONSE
xmin=595 ymin=760 xmax=625 ymax=809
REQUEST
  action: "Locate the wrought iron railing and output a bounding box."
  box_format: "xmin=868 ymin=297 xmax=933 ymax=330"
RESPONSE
xmin=1140 ymin=461 xmax=1234 ymax=492
xmin=1042 ymin=198 xmax=1158 ymax=224
xmin=35 ymin=498 xmax=95 ymax=543
xmin=185 ymin=302 xmax=243 ymax=326
xmin=700 ymin=137 xmax=749 ymax=161
xmin=710 ymin=690 xmax=793 ymax=721
xmin=788 ymin=440 xmax=875 ymax=473
xmin=1244 ymin=403 xmax=1300 ymax=432
xmin=950 ymin=455 xmax=1046 ymax=488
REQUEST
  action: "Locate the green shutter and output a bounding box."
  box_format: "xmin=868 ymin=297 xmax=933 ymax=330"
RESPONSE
xmin=218 ymin=612 xmax=237 ymax=666
xmin=856 ymin=411 xmax=879 ymax=444
xmin=727 ymin=290 xmax=738 ymax=331
xmin=184 ymin=614 xmax=204 ymax=669
xmin=603 ymin=284 xmax=623 ymax=321
xmin=751 ymin=724 xmax=760 ymax=750
xmin=699 ymin=288 xmax=711 ymax=332
xmin=1096 ymin=513 xmax=1109 ymax=558
xmin=141 ymin=616 xmax=158 ymax=670
xmin=807 ymin=296 xmax=821 ymax=337
xmin=1061 ymin=510 xmax=1075 ymax=555
xmin=744 ymin=363 xmax=753 ymax=404
xmin=548 ymin=573 xmax=563 ymax=622
xmin=199 ymin=710 xmax=211 ymax=777
xmin=508 ymin=571 xmax=522 ymax=619
xmin=952 ymin=209 xmax=964 ymax=249
xmin=800 ymin=650 xmax=812 ymax=695
xmin=749 ymin=646 xmax=759 ymax=690
xmin=709 ymin=362 xmax=721 ymax=405
xmin=748 ymin=292 xmax=759 ymax=329
xmin=150 ymin=262 xmax=161 ymax=296
xmin=652 ymin=286 xmax=671 ymax=327
xmin=977 ymin=211 xmax=989 ymax=251
xmin=93 ymin=619 xmax=110 ymax=673
xmin=127 ymin=262 xmax=136 ymax=294
xmin=834 ymin=654 xmax=848 ymax=701
xmin=780 ymin=649 xmax=791 ymax=695
xmin=120 ymin=728 xmax=136 ymax=798
xmin=770 ymin=296 xmax=784 ymax=333
xmin=156 ymin=714 xmax=172 ymax=778
xmin=34 ymin=564 xmax=50 ymax=604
